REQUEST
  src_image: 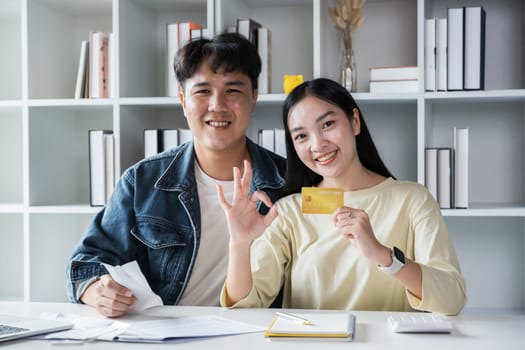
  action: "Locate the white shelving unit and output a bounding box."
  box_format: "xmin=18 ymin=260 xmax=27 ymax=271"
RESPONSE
xmin=0 ymin=0 xmax=523 ymax=311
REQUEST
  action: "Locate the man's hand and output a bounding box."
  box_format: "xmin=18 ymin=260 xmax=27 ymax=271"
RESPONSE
xmin=80 ymin=274 xmax=137 ymax=318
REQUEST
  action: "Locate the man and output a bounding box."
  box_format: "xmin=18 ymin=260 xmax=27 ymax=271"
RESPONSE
xmin=66 ymin=33 xmax=285 ymax=317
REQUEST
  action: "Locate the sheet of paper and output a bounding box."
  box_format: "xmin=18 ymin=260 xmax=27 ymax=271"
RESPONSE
xmin=116 ymin=315 xmax=265 ymax=342
xmin=40 ymin=313 xmax=129 ymax=342
xmin=102 ymin=260 xmax=163 ymax=311
xmin=301 ymin=187 xmax=344 ymax=214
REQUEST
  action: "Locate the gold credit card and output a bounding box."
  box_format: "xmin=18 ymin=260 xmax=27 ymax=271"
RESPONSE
xmin=301 ymin=187 xmax=344 ymax=214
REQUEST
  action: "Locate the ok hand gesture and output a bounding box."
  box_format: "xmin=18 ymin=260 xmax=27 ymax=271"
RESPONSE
xmin=217 ymin=160 xmax=278 ymax=248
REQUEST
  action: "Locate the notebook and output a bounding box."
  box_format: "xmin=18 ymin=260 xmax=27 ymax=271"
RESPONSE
xmin=0 ymin=314 xmax=73 ymax=343
xmin=265 ymin=311 xmax=356 ymax=341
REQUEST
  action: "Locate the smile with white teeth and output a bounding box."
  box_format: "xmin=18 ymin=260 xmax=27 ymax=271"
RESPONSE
xmin=207 ymin=121 xmax=230 ymax=127
xmin=316 ymin=151 xmax=337 ymax=162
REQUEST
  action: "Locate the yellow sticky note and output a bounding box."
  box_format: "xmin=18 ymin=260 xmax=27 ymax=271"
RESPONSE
xmin=301 ymin=187 xmax=344 ymax=214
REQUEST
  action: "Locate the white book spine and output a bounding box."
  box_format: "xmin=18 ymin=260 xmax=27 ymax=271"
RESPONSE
xmin=437 ymin=148 xmax=453 ymax=209
xmin=425 ymin=148 xmax=438 ymax=201
xmin=74 ymin=40 xmax=88 ymax=99
xmin=104 ymin=134 xmax=115 ymax=203
xmin=447 ymin=7 xmax=464 ymax=90
xmin=424 ymin=18 xmax=436 ymax=91
xmin=437 ymin=18 xmax=448 ymax=91
xmin=166 ymin=23 xmax=179 ymax=97
xmin=162 ymin=129 xmax=179 ymax=151
xmin=89 ymin=130 xmax=107 ymax=206
xmin=274 ymin=129 xmax=286 ymax=158
xmin=257 ymin=27 xmax=271 ymax=94
xmin=144 ymin=129 xmax=160 ymax=158
xmin=259 ymin=129 xmax=274 ymax=152
xmin=178 ymin=129 xmax=193 ymax=145
xmin=464 ymin=7 xmax=485 ymax=90
xmin=454 ymin=128 xmax=469 ymax=208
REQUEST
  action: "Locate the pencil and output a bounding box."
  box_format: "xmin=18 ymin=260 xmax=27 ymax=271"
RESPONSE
xmin=275 ymin=311 xmax=312 ymax=325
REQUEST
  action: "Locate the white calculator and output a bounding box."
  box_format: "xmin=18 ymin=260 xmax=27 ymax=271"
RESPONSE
xmin=388 ymin=314 xmax=453 ymax=333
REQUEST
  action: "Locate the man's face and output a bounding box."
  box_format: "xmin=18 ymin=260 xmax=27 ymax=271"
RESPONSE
xmin=179 ymin=62 xmax=257 ymax=156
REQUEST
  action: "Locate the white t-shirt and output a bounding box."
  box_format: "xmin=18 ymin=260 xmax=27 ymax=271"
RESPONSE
xmin=178 ymin=163 xmax=233 ymax=306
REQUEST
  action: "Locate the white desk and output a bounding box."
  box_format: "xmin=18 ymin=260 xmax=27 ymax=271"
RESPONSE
xmin=0 ymin=302 xmax=524 ymax=349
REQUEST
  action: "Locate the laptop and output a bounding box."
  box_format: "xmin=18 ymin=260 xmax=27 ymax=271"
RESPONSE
xmin=0 ymin=314 xmax=73 ymax=343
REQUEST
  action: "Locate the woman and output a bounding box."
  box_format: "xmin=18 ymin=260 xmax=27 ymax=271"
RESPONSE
xmin=217 ymin=78 xmax=466 ymax=315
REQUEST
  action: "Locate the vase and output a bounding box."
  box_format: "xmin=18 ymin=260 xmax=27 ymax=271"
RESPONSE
xmin=340 ymin=47 xmax=357 ymax=92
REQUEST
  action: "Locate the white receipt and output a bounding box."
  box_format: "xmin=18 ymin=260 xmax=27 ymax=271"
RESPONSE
xmin=102 ymin=260 xmax=163 ymax=312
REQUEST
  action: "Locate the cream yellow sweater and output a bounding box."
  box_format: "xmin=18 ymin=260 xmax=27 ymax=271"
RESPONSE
xmin=221 ymin=178 xmax=467 ymax=315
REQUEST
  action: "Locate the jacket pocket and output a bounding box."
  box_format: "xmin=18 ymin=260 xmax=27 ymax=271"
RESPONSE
xmin=131 ymin=216 xmax=192 ymax=249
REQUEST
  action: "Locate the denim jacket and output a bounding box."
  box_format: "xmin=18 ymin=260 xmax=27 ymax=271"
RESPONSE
xmin=66 ymin=137 xmax=285 ymax=305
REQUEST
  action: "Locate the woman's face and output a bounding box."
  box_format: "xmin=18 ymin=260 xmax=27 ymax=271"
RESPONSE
xmin=287 ymin=96 xmax=361 ymax=186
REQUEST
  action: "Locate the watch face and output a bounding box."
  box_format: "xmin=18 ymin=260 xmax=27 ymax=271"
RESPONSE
xmin=393 ymin=246 xmax=405 ymax=264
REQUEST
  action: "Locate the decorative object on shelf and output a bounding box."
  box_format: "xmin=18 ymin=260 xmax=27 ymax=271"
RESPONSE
xmin=283 ymin=74 xmax=304 ymax=94
xmin=328 ymin=0 xmax=366 ymax=92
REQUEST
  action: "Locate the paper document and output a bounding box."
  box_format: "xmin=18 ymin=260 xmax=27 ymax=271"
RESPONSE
xmin=40 ymin=313 xmax=129 ymax=342
xmin=102 ymin=260 xmax=163 ymax=311
xmin=116 ymin=315 xmax=265 ymax=343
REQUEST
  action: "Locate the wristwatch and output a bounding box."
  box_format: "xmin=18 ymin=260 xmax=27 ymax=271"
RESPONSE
xmin=378 ymin=246 xmax=405 ymax=275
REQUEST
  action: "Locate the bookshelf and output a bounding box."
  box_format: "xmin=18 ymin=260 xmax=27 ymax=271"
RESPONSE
xmin=0 ymin=0 xmax=523 ymax=312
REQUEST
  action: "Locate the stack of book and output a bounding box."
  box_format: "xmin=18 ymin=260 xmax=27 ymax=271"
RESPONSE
xmin=88 ymin=130 xmax=114 ymax=206
xmin=166 ymin=21 xmax=207 ymax=97
xmin=425 ymin=127 xmax=469 ymax=209
xmin=74 ymin=31 xmax=114 ymax=99
xmin=236 ymin=18 xmax=271 ymax=94
xmin=258 ymin=128 xmax=286 ymax=158
xmin=425 ymin=6 xmax=486 ymax=91
xmin=369 ymin=66 xmax=418 ymax=93
xmin=143 ymin=128 xmax=192 ymax=158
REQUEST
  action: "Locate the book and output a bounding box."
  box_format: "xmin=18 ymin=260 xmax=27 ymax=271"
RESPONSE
xmin=162 ymin=129 xmax=178 ymax=151
xmin=144 ymin=129 xmax=161 ymax=158
xmin=447 ymin=7 xmax=464 ymax=91
xmin=425 ymin=148 xmax=438 ymax=201
xmin=464 ymin=6 xmax=486 ymax=90
xmin=257 ymin=27 xmax=271 ymax=94
xmin=178 ymin=128 xmax=193 ymax=144
xmin=369 ymin=79 xmax=419 ymax=93
xmin=107 ymin=32 xmax=115 ymax=98
xmin=274 ymin=128 xmax=286 ymax=158
xmin=236 ymin=18 xmax=261 ymax=46
xmin=424 ymin=18 xmax=436 ymax=91
xmin=370 ymin=66 xmax=418 ymax=81
xmin=104 ymin=133 xmax=115 ymax=203
xmin=265 ymin=312 xmax=355 ymax=341
xmin=74 ymin=40 xmax=88 ymax=99
xmin=166 ymin=23 xmax=180 ymax=97
xmin=179 ymin=21 xmax=202 ymax=48
xmin=436 ymin=18 xmax=448 ymax=91
xmin=258 ymin=129 xmax=274 ymax=152
xmin=89 ymin=31 xmax=109 ymax=98
xmin=454 ymin=128 xmax=469 ymax=208
xmin=89 ymin=130 xmax=113 ymax=206
xmin=437 ymin=148 xmax=454 ymax=209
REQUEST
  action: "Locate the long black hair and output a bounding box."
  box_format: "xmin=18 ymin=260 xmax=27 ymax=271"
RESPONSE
xmin=282 ymin=78 xmax=395 ymax=196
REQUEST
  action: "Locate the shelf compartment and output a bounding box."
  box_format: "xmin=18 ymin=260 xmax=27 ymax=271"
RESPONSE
xmin=216 ymin=0 xmax=314 ymax=94
xmin=446 ymin=216 xmax=524 ymax=310
xmin=319 ymin=0 xmax=417 ymax=92
xmin=425 ymin=99 xmax=525 ymax=208
xmin=0 ymin=108 xmax=23 ymax=204
xmin=28 ymin=105 xmax=113 ymax=206
xmin=119 ymin=104 xmax=187 ymax=170
xmin=0 ymin=214 xmax=24 ymax=301
xmin=29 ymin=213 xmax=91 ymax=302
xmin=0 ymin=0 xmax=22 ymax=100
xmin=27 ymin=0 xmax=112 ymax=99
xmin=119 ymin=0 xmax=209 ymax=98
xmin=426 ymin=0 xmax=525 ymax=90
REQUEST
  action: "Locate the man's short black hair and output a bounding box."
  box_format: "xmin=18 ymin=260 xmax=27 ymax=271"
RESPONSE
xmin=174 ymin=32 xmax=261 ymax=91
